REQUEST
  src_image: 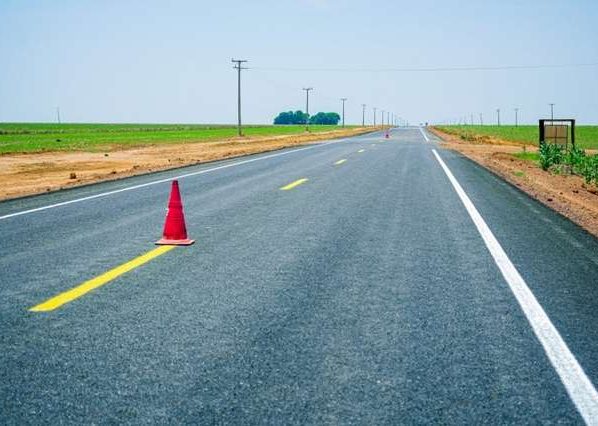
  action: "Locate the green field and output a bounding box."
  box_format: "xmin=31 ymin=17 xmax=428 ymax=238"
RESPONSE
xmin=0 ymin=123 xmax=357 ymax=154
xmin=435 ymin=125 xmax=598 ymax=150
xmin=512 ymin=151 xmax=540 ymax=161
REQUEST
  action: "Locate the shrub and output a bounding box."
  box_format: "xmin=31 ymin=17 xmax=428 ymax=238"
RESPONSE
xmin=566 ymin=145 xmax=586 ymax=174
xmin=579 ymin=155 xmax=598 ymax=185
xmin=539 ymin=142 xmax=564 ymax=171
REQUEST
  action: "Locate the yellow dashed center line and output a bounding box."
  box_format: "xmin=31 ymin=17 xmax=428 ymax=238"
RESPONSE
xmin=334 ymin=159 xmax=347 ymax=165
xmin=280 ymin=178 xmax=308 ymax=191
xmin=29 ymin=245 xmax=176 ymax=312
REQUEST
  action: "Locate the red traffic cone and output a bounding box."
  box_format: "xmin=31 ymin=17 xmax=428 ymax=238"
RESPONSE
xmin=156 ymin=180 xmax=195 ymax=246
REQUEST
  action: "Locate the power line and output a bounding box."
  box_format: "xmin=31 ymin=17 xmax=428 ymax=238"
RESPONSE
xmin=250 ymin=62 xmax=598 ymax=73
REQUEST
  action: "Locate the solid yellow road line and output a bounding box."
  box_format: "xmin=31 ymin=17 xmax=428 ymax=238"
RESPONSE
xmin=280 ymin=178 xmax=308 ymax=191
xmin=334 ymin=159 xmax=347 ymax=165
xmin=358 ymin=149 xmax=365 ymax=153
xmin=29 ymin=245 xmax=176 ymax=312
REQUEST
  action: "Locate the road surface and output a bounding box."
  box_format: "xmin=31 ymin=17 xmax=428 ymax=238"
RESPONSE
xmin=2 ymin=128 xmax=598 ymax=424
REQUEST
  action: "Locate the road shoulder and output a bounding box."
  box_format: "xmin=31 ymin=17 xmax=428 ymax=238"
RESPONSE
xmin=429 ymin=127 xmax=598 ymax=238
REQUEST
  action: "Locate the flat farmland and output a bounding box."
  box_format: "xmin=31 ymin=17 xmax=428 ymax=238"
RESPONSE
xmin=0 ymin=123 xmax=357 ymax=154
xmin=435 ymin=125 xmax=598 ymax=149
xmin=0 ymin=123 xmax=373 ymax=200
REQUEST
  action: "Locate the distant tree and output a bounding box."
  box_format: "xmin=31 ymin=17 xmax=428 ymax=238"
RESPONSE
xmin=273 ymin=110 xmax=339 ymax=125
xmin=273 ymin=110 xmax=308 ymax=125
xmin=293 ymin=110 xmax=308 ymax=125
xmin=309 ymin=112 xmax=340 ymax=125
xmin=274 ymin=111 xmax=292 ymax=124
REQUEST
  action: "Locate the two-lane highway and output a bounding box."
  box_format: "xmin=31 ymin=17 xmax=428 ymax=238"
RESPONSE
xmin=2 ymin=128 xmax=598 ymax=424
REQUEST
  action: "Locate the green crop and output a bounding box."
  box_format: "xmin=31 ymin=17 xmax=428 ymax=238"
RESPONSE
xmin=436 ymin=125 xmax=598 ymax=150
xmin=0 ymin=123 xmax=358 ymax=154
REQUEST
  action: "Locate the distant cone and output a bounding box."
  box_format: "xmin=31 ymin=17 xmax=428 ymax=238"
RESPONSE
xmin=385 ymin=131 xmax=390 ymax=139
xmin=156 ymin=180 xmax=195 ymax=246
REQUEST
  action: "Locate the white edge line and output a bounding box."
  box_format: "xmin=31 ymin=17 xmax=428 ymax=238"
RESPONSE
xmin=432 ymin=148 xmax=598 ymax=424
xmin=0 ymin=139 xmax=346 ymax=221
xmin=419 ymin=127 xmax=430 ymax=142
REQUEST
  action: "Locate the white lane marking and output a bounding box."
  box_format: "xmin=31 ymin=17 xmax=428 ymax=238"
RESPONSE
xmin=0 ymin=139 xmax=349 ymax=221
xmin=432 ymin=149 xmax=598 ymax=424
xmin=419 ymin=127 xmax=430 ymax=142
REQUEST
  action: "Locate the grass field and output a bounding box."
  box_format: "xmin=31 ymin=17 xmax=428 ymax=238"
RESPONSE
xmin=435 ymin=125 xmax=598 ymax=150
xmin=0 ymin=123 xmax=358 ymax=154
xmin=512 ymin=151 xmax=540 ymax=162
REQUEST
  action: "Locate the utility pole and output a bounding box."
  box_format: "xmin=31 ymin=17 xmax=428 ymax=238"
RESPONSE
xmin=56 ymin=107 xmax=61 ymax=124
xmin=361 ymin=104 xmax=366 ymax=127
xmin=479 ymin=113 xmax=483 ymax=126
xmin=340 ymin=98 xmax=347 ymax=127
xmin=381 ymin=110 xmax=385 ymax=127
xmin=303 ymin=87 xmax=313 ymax=132
xmin=231 ymin=59 xmax=248 ymax=137
xmin=373 ymin=107 xmax=377 ymax=126
xmin=515 ymin=108 xmax=519 ymax=127
xmin=496 ymin=108 xmax=501 ymax=126
xmin=549 ymin=103 xmax=555 ymax=120
xmin=470 ymin=114 xmax=474 ymax=126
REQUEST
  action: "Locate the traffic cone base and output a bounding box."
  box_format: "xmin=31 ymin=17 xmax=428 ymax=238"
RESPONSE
xmin=155 ymin=237 xmax=195 ymax=246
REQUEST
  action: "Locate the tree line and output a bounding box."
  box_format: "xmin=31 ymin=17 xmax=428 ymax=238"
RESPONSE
xmin=273 ymin=111 xmax=341 ymax=125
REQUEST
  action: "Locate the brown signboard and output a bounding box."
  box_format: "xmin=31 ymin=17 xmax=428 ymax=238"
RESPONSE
xmin=539 ymin=119 xmax=575 ymax=149
xmin=545 ymin=125 xmax=568 ymax=142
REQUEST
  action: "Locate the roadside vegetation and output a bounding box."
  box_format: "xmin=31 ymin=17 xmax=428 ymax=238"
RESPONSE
xmin=0 ymin=123 xmax=358 ymax=154
xmin=436 ymin=125 xmax=598 ymax=186
xmin=436 ymin=125 xmax=598 ymax=150
xmin=538 ymin=143 xmax=598 ymax=185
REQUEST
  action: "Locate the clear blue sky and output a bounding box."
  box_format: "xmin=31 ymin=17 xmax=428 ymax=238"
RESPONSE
xmin=1 ymin=0 xmax=597 ymax=125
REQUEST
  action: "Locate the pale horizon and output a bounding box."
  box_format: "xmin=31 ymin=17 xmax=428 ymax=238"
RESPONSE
xmin=1 ymin=0 xmax=597 ymax=125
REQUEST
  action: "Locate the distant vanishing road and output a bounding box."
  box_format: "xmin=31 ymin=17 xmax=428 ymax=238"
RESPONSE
xmin=2 ymin=128 xmax=598 ymax=424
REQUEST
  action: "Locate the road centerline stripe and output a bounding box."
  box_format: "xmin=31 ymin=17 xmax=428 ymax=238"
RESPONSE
xmin=334 ymin=159 xmax=347 ymax=165
xmin=358 ymin=149 xmax=365 ymax=153
xmin=432 ymin=148 xmax=598 ymax=423
xmin=280 ymin=178 xmax=308 ymax=191
xmin=29 ymin=245 xmax=176 ymax=312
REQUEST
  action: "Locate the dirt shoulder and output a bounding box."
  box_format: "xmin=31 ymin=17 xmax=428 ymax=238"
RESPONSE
xmin=0 ymin=127 xmax=377 ymax=201
xmin=429 ymin=127 xmax=598 ymax=238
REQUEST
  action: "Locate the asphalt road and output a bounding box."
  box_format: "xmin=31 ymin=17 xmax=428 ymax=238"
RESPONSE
xmin=2 ymin=128 xmax=598 ymax=424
